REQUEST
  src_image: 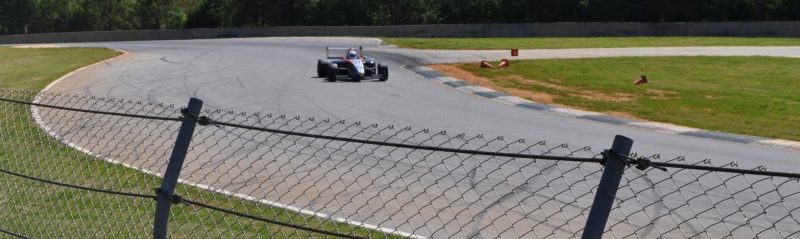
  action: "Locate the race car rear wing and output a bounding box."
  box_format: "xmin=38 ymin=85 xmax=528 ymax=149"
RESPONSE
xmin=326 ymin=46 xmax=364 ymax=58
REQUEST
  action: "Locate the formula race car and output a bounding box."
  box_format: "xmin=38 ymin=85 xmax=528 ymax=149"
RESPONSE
xmin=317 ymin=46 xmax=388 ymax=82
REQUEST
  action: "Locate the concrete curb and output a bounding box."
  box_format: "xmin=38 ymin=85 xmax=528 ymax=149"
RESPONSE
xmin=406 ymin=65 xmax=800 ymax=151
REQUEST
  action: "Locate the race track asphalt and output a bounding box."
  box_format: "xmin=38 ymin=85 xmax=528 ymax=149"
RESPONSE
xmin=52 ymin=38 xmax=798 ymax=170
xmin=34 ymin=37 xmax=800 ymax=238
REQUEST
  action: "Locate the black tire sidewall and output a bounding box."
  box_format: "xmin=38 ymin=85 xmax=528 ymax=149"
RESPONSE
xmin=317 ymin=59 xmax=329 ymax=77
xmin=378 ymin=64 xmax=388 ymax=81
xmin=327 ymin=63 xmax=337 ymax=82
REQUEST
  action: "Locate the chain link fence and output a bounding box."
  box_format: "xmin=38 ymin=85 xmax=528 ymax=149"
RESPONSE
xmin=0 ymin=88 xmax=798 ymax=238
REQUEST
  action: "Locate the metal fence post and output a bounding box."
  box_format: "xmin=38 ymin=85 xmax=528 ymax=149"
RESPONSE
xmin=153 ymin=98 xmax=203 ymax=239
xmin=582 ymin=135 xmax=633 ymax=239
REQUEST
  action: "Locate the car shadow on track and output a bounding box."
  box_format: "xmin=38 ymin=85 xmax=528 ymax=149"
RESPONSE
xmin=311 ymin=76 xmax=385 ymax=83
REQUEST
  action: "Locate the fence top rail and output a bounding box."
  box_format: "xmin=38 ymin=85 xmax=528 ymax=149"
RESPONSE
xmin=0 ymin=95 xmax=181 ymax=122
xmin=4 ymin=89 xmax=799 ymax=179
xmin=204 ymin=116 xmax=601 ymax=163
xmin=611 ymin=151 xmax=800 ymax=179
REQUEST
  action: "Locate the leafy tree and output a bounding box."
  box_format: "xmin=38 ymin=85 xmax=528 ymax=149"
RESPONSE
xmin=0 ymin=0 xmax=35 ymax=34
xmin=2 ymin=0 xmax=800 ymax=35
xmin=139 ymin=0 xmax=188 ymax=29
xmin=76 ymin=0 xmax=140 ymax=31
xmin=187 ymin=0 xmax=233 ymax=28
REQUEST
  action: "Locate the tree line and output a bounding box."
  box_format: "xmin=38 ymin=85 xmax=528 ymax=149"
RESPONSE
xmin=1 ymin=0 xmax=799 ymax=35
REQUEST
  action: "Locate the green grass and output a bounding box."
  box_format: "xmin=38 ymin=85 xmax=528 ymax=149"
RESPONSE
xmin=0 ymin=47 xmax=391 ymax=238
xmin=384 ymin=37 xmax=800 ymax=50
xmin=450 ymin=56 xmax=800 ymax=141
xmin=0 ymin=47 xmax=121 ymax=89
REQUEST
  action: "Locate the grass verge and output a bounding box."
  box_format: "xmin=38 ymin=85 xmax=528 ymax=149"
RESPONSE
xmin=435 ymin=56 xmax=800 ymax=141
xmin=383 ymin=37 xmax=800 ymax=50
xmin=0 ymin=47 xmax=389 ymax=238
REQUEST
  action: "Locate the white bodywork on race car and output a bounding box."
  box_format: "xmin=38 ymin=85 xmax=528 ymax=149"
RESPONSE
xmin=349 ymin=58 xmax=365 ymax=75
xmin=317 ymin=46 xmax=388 ymax=82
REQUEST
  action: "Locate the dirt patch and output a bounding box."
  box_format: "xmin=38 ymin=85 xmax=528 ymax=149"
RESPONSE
xmin=429 ymin=64 xmax=636 ymax=103
xmin=429 ymin=63 xmax=656 ymax=121
xmin=502 ymin=75 xmax=636 ymax=102
xmin=703 ymin=95 xmax=724 ymax=100
xmin=605 ymin=111 xmax=643 ymax=120
xmin=430 ymin=64 xmax=557 ymax=103
xmin=646 ymin=89 xmax=680 ymax=100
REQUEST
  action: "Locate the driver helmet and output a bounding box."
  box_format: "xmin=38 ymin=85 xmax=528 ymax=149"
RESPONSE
xmin=347 ymin=50 xmax=358 ymax=59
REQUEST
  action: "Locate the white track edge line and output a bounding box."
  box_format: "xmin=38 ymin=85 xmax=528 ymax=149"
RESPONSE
xmin=31 ymin=48 xmax=426 ymax=239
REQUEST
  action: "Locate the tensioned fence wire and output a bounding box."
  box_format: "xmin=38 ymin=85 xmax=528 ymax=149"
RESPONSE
xmin=0 ymin=89 xmax=799 ymax=238
xmin=0 ymin=165 xmax=361 ymax=239
xmin=0 ymin=89 xmax=372 ymax=239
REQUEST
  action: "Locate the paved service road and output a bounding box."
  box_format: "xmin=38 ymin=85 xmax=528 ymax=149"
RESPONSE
xmin=375 ymin=46 xmax=800 ymax=63
xmin=37 ymin=38 xmax=800 ymax=237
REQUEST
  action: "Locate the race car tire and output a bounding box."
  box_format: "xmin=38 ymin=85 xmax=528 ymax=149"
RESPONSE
xmin=378 ymin=63 xmax=388 ymax=81
xmin=317 ymin=59 xmax=329 ymax=77
xmin=327 ymin=63 xmax=338 ymax=82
